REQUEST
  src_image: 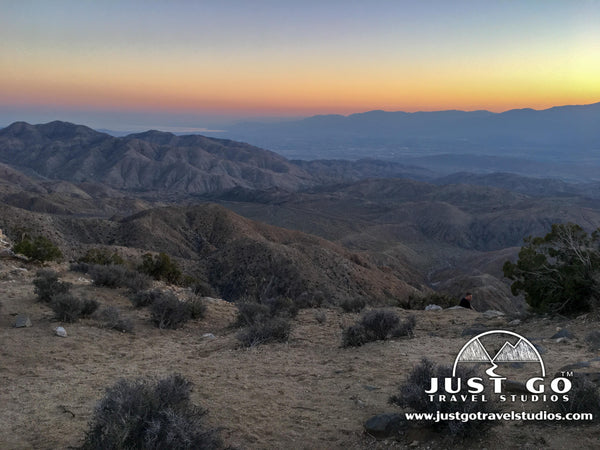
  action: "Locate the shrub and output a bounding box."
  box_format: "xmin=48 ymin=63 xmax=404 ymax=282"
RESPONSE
xmin=390 ymin=358 xmax=491 ymax=436
xmin=235 ymin=301 xmax=271 ymax=327
xmin=79 ymin=248 xmax=124 ymax=266
xmin=314 ymin=310 xmax=327 ymax=324
xmin=552 ymin=376 xmax=600 ymax=420
xmin=130 ymin=289 xmax=165 ymax=308
xmin=342 ymin=309 xmax=401 ymax=347
xmin=342 ymin=324 xmax=369 ymax=347
xmin=81 ymin=298 xmax=100 ymax=317
xmin=191 ymin=279 xmax=215 ymax=297
xmin=263 ymin=297 xmax=298 ymax=318
xmin=139 ymin=252 xmax=182 ymax=285
xmin=237 ymin=317 xmax=291 ymax=347
xmin=33 ymin=269 xmax=71 ymax=303
xmin=585 ymin=330 xmax=600 ymax=351
xmin=80 ymin=373 xmax=221 ymax=450
xmin=50 ymin=293 xmax=83 ymax=323
xmin=13 ymin=235 xmax=62 ymax=262
xmin=295 ymin=291 xmax=325 ymax=309
xmin=360 ymin=309 xmax=400 ymax=341
xmin=150 ymin=292 xmax=190 ymax=329
xmin=124 ymin=271 xmax=153 ymax=293
xmin=391 ymin=315 xmax=417 ymax=338
xmin=187 ymin=297 xmax=207 ymax=320
xmin=97 ymin=306 xmax=134 ymax=333
xmin=90 ymin=264 xmax=152 ymax=292
xmin=340 ymin=297 xmax=366 ymax=313
xmin=70 ymin=262 xmax=90 ymax=273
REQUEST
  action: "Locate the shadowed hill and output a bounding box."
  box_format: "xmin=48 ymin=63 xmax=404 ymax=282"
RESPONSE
xmin=0 ymin=121 xmax=314 ymax=195
xmin=0 ymin=202 xmax=421 ymax=304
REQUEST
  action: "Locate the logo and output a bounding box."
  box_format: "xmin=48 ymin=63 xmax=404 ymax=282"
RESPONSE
xmin=426 ymin=330 xmax=572 ymax=403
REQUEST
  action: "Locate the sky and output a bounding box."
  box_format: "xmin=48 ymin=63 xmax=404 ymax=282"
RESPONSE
xmin=1 ymin=0 xmax=600 ymax=131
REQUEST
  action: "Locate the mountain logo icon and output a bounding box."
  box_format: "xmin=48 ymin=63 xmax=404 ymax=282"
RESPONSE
xmin=452 ymin=330 xmax=545 ymax=378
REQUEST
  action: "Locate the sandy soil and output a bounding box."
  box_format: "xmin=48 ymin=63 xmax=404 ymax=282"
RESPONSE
xmin=1 ymin=259 xmax=599 ymax=449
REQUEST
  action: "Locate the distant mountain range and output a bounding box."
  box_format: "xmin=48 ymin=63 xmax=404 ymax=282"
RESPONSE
xmin=202 ymin=102 xmax=600 ymax=181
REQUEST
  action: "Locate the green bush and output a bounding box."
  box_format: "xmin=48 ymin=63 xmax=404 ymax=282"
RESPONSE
xmin=139 ymin=252 xmax=182 ymax=285
xmin=503 ymin=223 xmax=600 ymax=314
xmin=13 ymin=235 xmax=62 ymax=262
xmin=79 ymin=248 xmax=124 ymax=266
xmin=33 ymin=269 xmax=71 ymax=303
xmin=80 ymin=374 xmax=222 ymax=449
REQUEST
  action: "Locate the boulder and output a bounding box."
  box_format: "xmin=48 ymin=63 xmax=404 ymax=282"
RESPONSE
xmin=14 ymin=315 xmax=32 ymax=328
xmin=364 ymin=413 xmax=406 ymax=439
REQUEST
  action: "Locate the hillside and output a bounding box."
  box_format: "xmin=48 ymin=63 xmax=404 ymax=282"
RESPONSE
xmin=0 ymin=202 xmax=421 ymax=304
xmin=0 ymin=121 xmax=314 ymax=195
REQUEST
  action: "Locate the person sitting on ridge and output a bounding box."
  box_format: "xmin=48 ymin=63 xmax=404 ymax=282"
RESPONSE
xmin=459 ymin=292 xmax=474 ymax=310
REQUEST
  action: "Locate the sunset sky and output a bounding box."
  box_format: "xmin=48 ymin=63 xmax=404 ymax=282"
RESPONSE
xmin=2 ymin=0 xmax=599 ymax=130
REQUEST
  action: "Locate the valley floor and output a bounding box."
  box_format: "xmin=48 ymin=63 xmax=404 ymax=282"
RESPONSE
xmin=1 ymin=261 xmax=599 ymax=449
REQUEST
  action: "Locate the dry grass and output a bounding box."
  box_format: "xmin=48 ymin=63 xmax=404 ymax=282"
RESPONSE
xmin=1 ymin=262 xmax=599 ymax=449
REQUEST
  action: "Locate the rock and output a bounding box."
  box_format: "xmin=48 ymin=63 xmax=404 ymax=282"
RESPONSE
xmin=425 ymin=304 xmax=442 ymax=311
xmin=551 ymin=329 xmax=574 ymax=339
xmin=14 ymin=315 xmax=32 ymax=328
xmin=508 ymin=319 xmax=521 ymax=326
xmin=55 ymin=326 xmax=67 ymax=337
xmin=410 ymin=441 xmax=420 ymax=447
xmin=364 ymin=413 xmax=406 ymax=439
xmin=482 ymin=310 xmax=505 ymax=319
xmin=555 ymin=337 xmax=570 ymax=344
xmin=446 ymin=306 xmax=467 ymax=311
xmin=201 ymin=333 xmax=216 ymax=340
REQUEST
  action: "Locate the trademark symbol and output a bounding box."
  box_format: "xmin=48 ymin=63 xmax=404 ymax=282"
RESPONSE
xmin=560 ymin=371 xmax=574 ymax=377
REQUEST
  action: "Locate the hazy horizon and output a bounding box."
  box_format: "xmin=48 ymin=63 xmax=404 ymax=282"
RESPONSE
xmin=2 ymin=0 xmax=599 ymax=131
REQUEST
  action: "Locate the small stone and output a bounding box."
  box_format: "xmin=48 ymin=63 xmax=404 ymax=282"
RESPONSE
xmin=410 ymin=440 xmax=420 ymax=447
xmin=14 ymin=315 xmax=32 ymax=328
xmin=508 ymin=319 xmax=521 ymax=326
xmin=201 ymin=333 xmax=216 ymax=339
xmin=482 ymin=310 xmax=505 ymax=319
xmin=55 ymin=326 xmax=67 ymax=337
xmin=425 ymin=304 xmax=442 ymax=311
xmin=551 ymin=329 xmax=574 ymax=339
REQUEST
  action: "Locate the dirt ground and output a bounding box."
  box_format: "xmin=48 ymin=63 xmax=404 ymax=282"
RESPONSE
xmin=1 ymin=260 xmax=599 ymax=449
